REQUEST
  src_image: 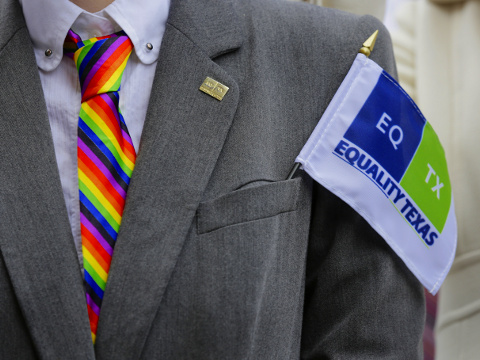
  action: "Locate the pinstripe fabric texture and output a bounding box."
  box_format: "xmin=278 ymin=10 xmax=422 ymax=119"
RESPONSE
xmin=64 ymin=29 xmax=136 ymax=343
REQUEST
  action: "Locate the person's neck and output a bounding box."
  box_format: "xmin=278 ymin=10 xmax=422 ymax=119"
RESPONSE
xmin=69 ymin=0 xmax=114 ymax=13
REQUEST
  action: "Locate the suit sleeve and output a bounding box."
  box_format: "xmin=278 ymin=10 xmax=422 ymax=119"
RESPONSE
xmin=300 ymin=17 xmax=426 ymax=360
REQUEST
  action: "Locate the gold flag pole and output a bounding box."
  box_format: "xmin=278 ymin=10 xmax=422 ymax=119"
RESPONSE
xmin=358 ymin=30 xmax=379 ymax=57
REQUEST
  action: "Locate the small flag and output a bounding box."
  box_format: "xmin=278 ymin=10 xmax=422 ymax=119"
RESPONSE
xmin=296 ymin=53 xmax=456 ymax=295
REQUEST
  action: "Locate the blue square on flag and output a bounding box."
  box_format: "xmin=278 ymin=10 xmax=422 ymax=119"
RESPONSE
xmin=343 ymin=73 xmax=425 ymax=182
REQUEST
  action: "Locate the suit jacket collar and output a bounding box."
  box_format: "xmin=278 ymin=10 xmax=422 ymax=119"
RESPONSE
xmin=0 ymin=0 xmax=25 ymax=49
xmin=0 ymin=0 xmax=95 ymax=358
xmin=0 ymin=0 xmax=244 ymax=358
xmin=166 ymin=0 xmax=244 ymax=59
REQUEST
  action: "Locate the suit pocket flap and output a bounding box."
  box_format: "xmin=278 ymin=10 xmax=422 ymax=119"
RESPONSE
xmin=197 ymin=177 xmax=302 ymax=234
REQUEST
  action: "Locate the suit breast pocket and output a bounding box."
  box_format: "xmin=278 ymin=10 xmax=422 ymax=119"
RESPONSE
xmin=196 ymin=177 xmax=302 ymax=235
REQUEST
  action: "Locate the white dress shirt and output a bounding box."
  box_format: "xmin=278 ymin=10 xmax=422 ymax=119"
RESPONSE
xmin=19 ymin=0 xmax=170 ymax=266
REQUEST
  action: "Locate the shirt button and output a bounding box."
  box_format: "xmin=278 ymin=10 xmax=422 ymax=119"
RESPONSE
xmin=45 ymin=49 xmax=53 ymax=57
xmin=146 ymin=43 xmax=153 ymax=51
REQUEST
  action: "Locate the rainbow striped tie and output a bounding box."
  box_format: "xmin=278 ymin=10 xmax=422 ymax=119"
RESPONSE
xmin=64 ymin=29 xmax=136 ymax=343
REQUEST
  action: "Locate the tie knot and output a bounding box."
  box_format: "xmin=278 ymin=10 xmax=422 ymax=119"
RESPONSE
xmin=64 ymin=29 xmax=133 ymax=102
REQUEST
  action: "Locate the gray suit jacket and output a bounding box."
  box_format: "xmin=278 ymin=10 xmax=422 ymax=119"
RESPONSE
xmin=0 ymin=0 xmax=425 ymax=359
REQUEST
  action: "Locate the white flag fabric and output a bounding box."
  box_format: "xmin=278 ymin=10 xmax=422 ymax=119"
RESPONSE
xmin=296 ymin=53 xmax=456 ymax=294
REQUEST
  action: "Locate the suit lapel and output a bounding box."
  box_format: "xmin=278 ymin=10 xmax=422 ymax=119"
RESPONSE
xmin=0 ymin=16 xmax=94 ymax=360
xmin=94 ymin=0 xmax=243 ymax=358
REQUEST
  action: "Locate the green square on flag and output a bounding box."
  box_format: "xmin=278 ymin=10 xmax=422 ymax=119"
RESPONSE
xmin=400 ymin=122 xmax=451 ymax=233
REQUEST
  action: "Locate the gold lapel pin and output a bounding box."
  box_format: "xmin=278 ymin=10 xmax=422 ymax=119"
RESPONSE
xmin=199 ymin=77 xmax=229 ymax=101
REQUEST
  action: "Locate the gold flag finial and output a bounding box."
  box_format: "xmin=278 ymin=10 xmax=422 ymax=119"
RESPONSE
xmin=359 ymin=30 xmax=379 ymax=57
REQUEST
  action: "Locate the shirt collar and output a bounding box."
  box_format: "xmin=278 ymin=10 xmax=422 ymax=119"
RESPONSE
xmin=19 ymin=0 xmax=170 ymax=71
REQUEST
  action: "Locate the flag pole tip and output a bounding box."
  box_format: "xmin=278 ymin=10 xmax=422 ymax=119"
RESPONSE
xmin=358 ymin=30 xmax=379 ymax=57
